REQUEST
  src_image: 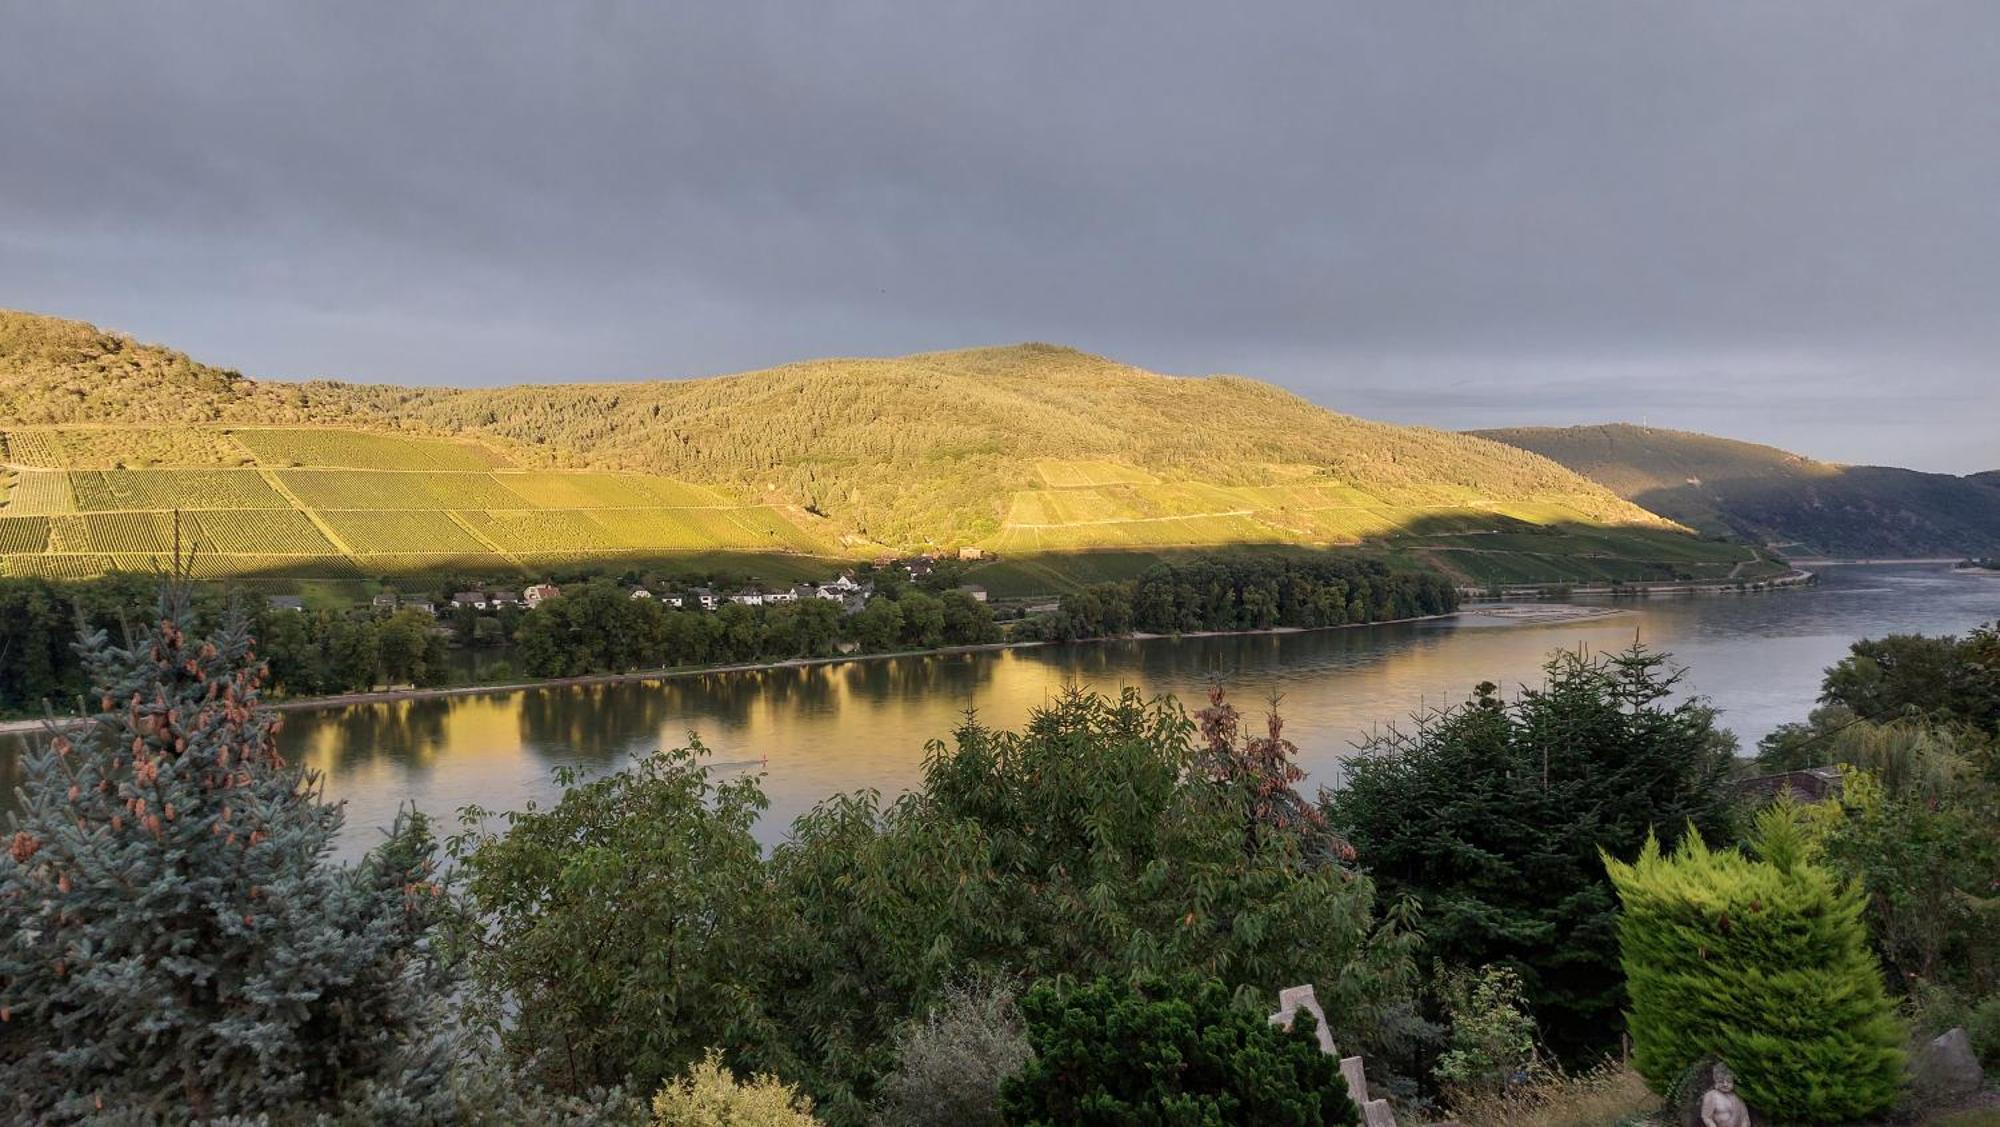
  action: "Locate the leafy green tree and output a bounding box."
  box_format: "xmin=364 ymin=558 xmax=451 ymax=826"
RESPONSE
xmin=449 ymin=743 xmax=786 ymax=1097
xmin=938 ymin=590 xmax=1000 ymax=646
xmin=853 ymin=596 xmax=904 ymax=652
xmin=1821 ymin=624 xmax=1999 ymax=733
xmin=324 ymin=614 xmax=382 ymax=690
xmin=1820 ymin=768 xmax=2000 ymax=993
xmin=999 ymin=975 xmax=1358 ymax=1126
xmin=376 ymin=607 xmax=438 ymax=686
xmin=1605 ymin=807 xmax=1905 ymax=1123
xmin=253 ymin=601 xmax=324 ymax=695
xmin=898 ymin=591 xmax=947 ymax=648
xmin=0 ymin=590 xmax=453 ymax=1121
xmin=768 ymin=689 xmax=1416 ymax=1120
xmin=1324 ymin=645 xmax=1737 ymax=1061
xmin=1432 ymin=966 xmax=1538 ymax=1096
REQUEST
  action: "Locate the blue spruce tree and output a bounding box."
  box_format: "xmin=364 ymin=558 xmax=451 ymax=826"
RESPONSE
xmin=0 ymin=588 xmax=457 ymax=1121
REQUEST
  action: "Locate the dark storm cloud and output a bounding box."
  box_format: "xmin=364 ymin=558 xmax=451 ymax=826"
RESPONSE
xmin=2 ymin=2 xmax=1996 ymax=471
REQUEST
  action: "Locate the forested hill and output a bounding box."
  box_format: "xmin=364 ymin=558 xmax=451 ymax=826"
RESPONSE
xmin=1476 ymin=423 xmax=2000 ymax=558
xmin=2 ymin=310 xmax=1777 ymax=592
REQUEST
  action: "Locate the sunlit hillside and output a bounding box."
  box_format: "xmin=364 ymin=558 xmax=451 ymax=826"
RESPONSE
xmin=1478 ymin=423 xmax=2000 ymax=558
xmin=0 ymin=310 xmax=1767 ymax=589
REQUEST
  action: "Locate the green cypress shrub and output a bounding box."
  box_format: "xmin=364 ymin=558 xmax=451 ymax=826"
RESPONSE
xmin=0 ymin=589 xmax=455 ymax=1122
xmin=1604 ymin=807 xmax=1905 ymax=1123
xmin=999 ymin=974 xmax=1358 ymax=1126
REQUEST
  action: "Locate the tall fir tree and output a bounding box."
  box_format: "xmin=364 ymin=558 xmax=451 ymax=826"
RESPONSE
xmin=1323 ymin=644 xmax=1738 ymax=1061
xmin=0 ymin=587 xmax=455 ymax=1122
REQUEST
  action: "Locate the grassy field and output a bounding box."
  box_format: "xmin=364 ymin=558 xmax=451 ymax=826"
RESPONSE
xmin=0 ymin=425 xmax=838 ymax=582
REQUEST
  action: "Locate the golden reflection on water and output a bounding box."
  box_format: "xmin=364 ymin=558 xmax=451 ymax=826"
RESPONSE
xmin=8 ymin=565 xmax=1993 ymax=857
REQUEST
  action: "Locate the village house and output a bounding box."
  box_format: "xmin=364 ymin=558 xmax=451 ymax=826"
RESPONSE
xmin=662 ymin=592 xmax=684 ymax=608
xmin=729 ymin=590 xmax=766 ymax=607
xmin=451 ymin=591 xmax=487 ymax=611
xmin=789 ymin=584 xmax=819 ymax=603
xmin=267 ymin=595 xmax=305 ymax=612
xmin=690 ymin=587 xmax=719 ymax=611
xmin=371 ymin=593 xmax=398 ymax=612
xmin=765 ymin=587 xmax=799 ymax=604
xmin=523 ymin=583 xmax=561 ymax=608
xmin=629 ymin=587 xmax=654 ymax=600
xmin=487 ymin=590 xmax=520 ymax=607
xmin=957 ymin=546 xmax=983 ymax=561
xmin=403 ymin=600 xmax=436 ymax=616
xmin=904 ymin=558 xmax=934 ymax=580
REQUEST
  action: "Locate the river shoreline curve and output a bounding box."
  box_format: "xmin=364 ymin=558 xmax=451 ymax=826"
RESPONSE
xmin=0 ymin=609 xmax=1486 ymax=736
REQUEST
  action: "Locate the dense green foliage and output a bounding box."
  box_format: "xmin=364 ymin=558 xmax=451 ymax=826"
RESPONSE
xmin=1031 ymin=555 xmax=1458 ymax=640
xmin=1823 ymin=767 xmax=2000 ymax=996
xmin=0 ymin=572 xmax=1000 ymax=715
xmin=452 ymin=688 xmax=1416 ymax=1125
xmin=0 ymin=591 xmax=455 ymax=1121
xmin=1818 ymin=624 xmax=2000 ymax=732
xmin=1606 ymin=808 xmax=1905 ymax=1123
xmin=0 ymin=310 xmax=273 ymax=426
xmin=1753 ymin=624 xmax=2000 ymax=998
xmin=515 ymin=583 xmax=997 ymax=677
xmin=1323 ymin=646 xmax=1738 ymax=1061
xmin=1431 ymin=966 xmax=1539 ymax=1096
xmin=0 ymin=575 xmax=453 ymax=710
xmin=1481 ymin=422 xmax=2000 ymax=557
xmin=999 ymin=975 xmax=1358 ymax=1126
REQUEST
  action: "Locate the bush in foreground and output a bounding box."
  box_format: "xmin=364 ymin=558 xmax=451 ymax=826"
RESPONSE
xmin=652 ymin=1049 xmax=821 ymax=1126
xmin=1605 ymin=805 xmax=1905 ymax=1123
xmin=873 ymin=977 xmax=1031 ymax=1127
xmin=999 ymin=975 xmax=1358 ymax=1126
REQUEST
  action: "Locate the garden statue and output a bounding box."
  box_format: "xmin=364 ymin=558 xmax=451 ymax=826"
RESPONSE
xmin=1701 ymin=1063 xmax=1751 ymax=1127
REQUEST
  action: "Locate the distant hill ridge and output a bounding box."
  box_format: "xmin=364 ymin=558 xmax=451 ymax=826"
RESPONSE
xmin=1 ymin=309 xmax=1768 ymax=591
xmin=1477 ymin=423 xmax=2000 ymax=559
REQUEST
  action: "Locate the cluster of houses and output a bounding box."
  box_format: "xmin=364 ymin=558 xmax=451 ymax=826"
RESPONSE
xmin=267 ymin=557 xmax=991 ymax=619
xmin=625 ymin=572 xmax=875 ymax=612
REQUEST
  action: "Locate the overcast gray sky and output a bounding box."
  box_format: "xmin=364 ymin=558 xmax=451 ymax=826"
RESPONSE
xmin=3 ymin=3 xmax=1996 ymax=472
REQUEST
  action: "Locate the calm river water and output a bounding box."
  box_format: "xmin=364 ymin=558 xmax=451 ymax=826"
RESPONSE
xmin=7 ymin=565 xmax=1997 ymax=856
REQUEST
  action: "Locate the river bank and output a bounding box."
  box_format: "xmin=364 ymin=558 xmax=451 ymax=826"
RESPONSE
xmin=0 ymin=608 xmax=1476 ymax=735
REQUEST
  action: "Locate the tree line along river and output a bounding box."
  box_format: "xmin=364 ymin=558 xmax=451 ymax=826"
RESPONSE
xmin=4 ymin=564 xmax=1995 ymax=858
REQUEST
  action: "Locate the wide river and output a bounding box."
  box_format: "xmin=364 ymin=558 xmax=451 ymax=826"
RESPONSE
xmin=6 ymin=565 xmax=1996 ymax=856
